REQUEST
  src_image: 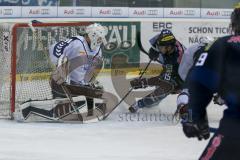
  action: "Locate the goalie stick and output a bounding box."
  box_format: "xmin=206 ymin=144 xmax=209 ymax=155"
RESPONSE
xmin=61 ymin=84 xmax=84 ymax=122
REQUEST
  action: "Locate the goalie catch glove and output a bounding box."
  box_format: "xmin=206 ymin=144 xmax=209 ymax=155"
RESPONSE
xmin=130 ymin=78 xmax=148 ymax=89
xmin=51 ymin=55 xmax=69 ymax=85
xmin=182 ymin=115 xmax=210 ymax=141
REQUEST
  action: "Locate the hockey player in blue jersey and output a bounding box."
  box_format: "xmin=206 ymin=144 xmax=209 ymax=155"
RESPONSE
xmin=176 ymin=37 xmax=225 ymax=118
xmin=128 ymin=29 xmax=185 ymax=113
xmin=180 ymin=4 xmax=240 ymax=159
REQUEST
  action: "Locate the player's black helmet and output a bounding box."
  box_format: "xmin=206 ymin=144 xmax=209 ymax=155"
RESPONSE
xmin=231 ymin=3 xmax=240 ymax=35
xmin=157 ymin=29 xmax=176 ymax=46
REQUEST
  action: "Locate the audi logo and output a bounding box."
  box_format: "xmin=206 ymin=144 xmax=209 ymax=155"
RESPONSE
xmin=112 ymin=9 xmax=122 ymax=15
xmin=184 ymin=10 xmax=195 ymax=16
xmin=76 ymin=9 xmax=85 ymax=15
xmin=3 ymin=9 xmax=13 ymax=15
xmin=41 ymin=9 xmax=49 ymax=15
xmin=221 ymin=11 xmax=231 ymax=17
xmin=147 ymin=10 xmax=158 ymax=15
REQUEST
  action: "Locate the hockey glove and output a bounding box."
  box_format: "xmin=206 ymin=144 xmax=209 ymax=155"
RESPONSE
xmin=182 ymin=115 xmax=210 ymax=141
xmin=213 ymin=93 xmax=225 ymax=106
xmin=51 ymin=55 xmax=69 ymax=85
xmin=148 ymin=47 xmax=159 ymax=61
xmin=130 ymin=78 xmax=148 ymax=89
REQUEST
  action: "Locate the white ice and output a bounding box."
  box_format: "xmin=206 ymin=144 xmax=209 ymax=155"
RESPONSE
xmin=0 ymin=74 xmax=224 ymax=160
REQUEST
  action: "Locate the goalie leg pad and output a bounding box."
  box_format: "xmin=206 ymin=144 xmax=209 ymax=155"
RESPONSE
xmin=53 ymin=101 xmax=85 ymax=118
xmin=22 ymin=106 xmax=54 ymax=119
xmin=20 ymin=100 xmax=85 ymax=121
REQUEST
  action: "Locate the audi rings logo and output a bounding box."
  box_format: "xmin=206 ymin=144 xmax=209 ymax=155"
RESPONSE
xmin=112 ymin=9 xmax=122 ymax=15
xmin=147 ymin=10 xmax=158 ymax=15
xmin=76 ymin=9 xmax=85 ymax=15
xmin=41 ymin=9 xmax=50 ymax=15
xmin=221 ymin=11 xmax=231 ymax=17
xmin=2 ymin=9 xmax=13 ymax=15
xmin=184 ymin=10 xmax=195 ymax=16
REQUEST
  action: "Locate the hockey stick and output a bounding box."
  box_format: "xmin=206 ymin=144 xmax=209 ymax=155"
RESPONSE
xmin=137 ymin=31 xmax=162 ymax=64
xmin=61 ymin=84 xmax=83 ymax=121
xmin=103 ymin=59 xmax=152 ymax=120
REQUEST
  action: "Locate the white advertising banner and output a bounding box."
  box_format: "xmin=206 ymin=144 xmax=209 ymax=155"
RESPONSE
xmin=141 ymin=20 xmax=230 ymax=50
xmin=0 ymin=6 xmax=21 ymax=18
xmin=92 ymin=7 xmax=128 ymax=17
xmin=201 ymin=9 xmax=233 ymax=18
xmin=164 ymin=8 xmax=200 ymax=18
xmin=140 ymin=20 xmax=230 ymax=61
xmin=0 ymin=7 xmax=235 ymax=18
xmin=129 ymin=8 xmax=163 ymax=17
xmin=21 ymin=6 xmax=58 ymax=17
xmin=58 ymin=7 xmax=91 ymax=17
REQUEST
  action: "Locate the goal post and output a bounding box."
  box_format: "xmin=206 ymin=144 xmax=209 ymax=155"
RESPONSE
xmin=0 ymin=21 xmax=91 ymax=119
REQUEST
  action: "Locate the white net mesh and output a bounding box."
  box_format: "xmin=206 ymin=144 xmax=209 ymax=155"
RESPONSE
xmin=0 ymin=22 xmax=87 ymax=118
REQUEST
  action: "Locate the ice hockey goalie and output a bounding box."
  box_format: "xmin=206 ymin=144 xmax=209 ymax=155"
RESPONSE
xmin=19 ymin=23 xmax=118 ymax=123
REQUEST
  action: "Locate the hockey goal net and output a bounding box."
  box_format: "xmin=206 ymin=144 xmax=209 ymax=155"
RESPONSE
xmin=0 ymin=22 xmax=91 ymax=119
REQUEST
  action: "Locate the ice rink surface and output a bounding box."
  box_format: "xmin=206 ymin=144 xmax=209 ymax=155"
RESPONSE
xmin=0 ymin=75 xmax=223 ymax=160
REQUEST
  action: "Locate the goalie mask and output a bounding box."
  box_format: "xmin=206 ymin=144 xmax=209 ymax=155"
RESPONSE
xmin=85 ymin=23 xmax=107 ymax=50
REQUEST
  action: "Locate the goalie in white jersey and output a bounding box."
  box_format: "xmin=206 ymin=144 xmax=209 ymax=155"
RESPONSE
xmin=20 ymin=23 xmax=118 ymax=122
xmin=49 ymin=23 xmax=107 ymax=116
